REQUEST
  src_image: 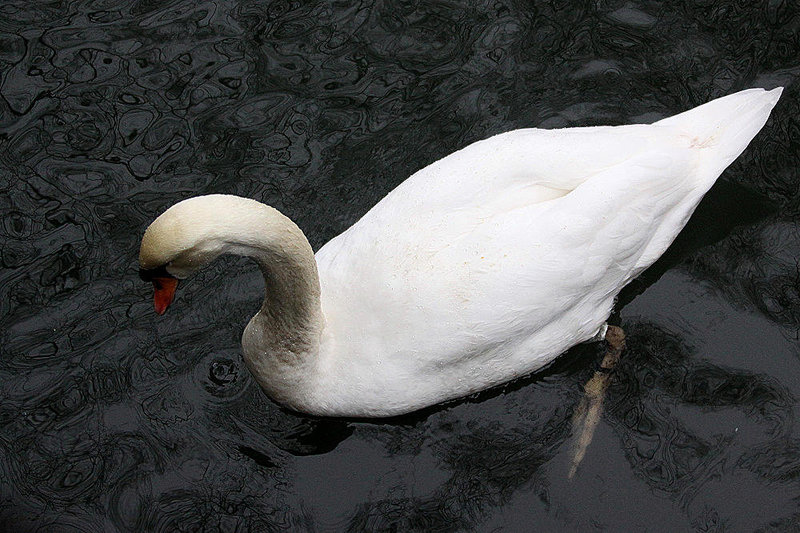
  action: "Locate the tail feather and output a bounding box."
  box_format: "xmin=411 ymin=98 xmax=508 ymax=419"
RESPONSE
xmin=630 ymin=87 xmax=782 ymax=274
xmin=655 ymin=87 xmax=783 ymax=183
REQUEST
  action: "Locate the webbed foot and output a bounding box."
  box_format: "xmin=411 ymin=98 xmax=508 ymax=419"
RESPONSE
xmin=568 ymin=325 xmax=626 ymax=479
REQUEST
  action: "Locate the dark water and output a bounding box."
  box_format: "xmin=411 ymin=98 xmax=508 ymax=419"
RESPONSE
xmin=1 ymin=0 xmax=799 ymax=531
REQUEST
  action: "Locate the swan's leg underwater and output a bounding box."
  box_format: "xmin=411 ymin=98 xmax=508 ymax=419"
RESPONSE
xmin=568 ymin=325 xmax=626 ymax=479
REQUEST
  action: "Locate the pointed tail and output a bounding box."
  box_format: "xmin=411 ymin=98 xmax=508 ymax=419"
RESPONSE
xmin=655 ymin=87 xmax=783 ymax=183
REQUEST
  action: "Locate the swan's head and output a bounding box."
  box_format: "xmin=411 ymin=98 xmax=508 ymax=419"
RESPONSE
xmin=139 ymin=196 xmax=237 ymax=314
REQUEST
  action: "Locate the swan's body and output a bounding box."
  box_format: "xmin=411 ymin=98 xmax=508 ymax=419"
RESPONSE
xmin=140 ymin=88 xmax=781 ymax=417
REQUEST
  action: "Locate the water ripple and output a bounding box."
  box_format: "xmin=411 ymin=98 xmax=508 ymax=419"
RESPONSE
xmin=1 ymin=0 xmax=799 ymax=530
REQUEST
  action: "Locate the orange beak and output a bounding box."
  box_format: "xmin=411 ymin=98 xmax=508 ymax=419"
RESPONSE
xmin=152 ymin=277 xmax=178 ymax=315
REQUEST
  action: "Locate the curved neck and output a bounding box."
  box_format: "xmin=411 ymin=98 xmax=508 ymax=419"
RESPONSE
xmin=197 ymin=197 xmax=323 ymax=358
xmin=252 ymin=232 xmax=322 ymax=357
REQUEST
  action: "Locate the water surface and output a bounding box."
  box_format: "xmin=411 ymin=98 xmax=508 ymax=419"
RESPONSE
xmin=1 ymin=0 xmax=799 ymax=531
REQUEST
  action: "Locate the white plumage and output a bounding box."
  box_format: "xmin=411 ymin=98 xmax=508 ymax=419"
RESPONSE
xmin=140 ymin=88 xmax=782 ymax=417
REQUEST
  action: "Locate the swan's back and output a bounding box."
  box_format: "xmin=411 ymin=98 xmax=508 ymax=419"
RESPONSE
xmin=311 ymin=88 xmax=781 ymax=416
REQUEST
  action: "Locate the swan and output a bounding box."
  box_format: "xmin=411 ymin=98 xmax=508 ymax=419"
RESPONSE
xmin=139 ymin=88 xmax=782 ymax=417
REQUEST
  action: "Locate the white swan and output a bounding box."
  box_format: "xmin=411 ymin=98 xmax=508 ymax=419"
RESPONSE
xmin=139 ymin=88 xmax=782 ymax=417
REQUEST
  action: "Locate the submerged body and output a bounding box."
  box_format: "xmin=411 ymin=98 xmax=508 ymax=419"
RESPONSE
xmin=140 ymin=88 xmax=782 ymax=417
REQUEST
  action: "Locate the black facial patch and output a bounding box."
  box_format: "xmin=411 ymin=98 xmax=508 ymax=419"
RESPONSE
xmin=139 ymin=264 xmax=175 ymax=282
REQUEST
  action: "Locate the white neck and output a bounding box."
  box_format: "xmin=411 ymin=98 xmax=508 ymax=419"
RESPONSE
xmin=211 ymin=198 xmax=322 ymax=362
xmin=235 ymin=201 xmax=324 ymax=409
xmin=239 ymin=209 xmax=323 ymax=360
